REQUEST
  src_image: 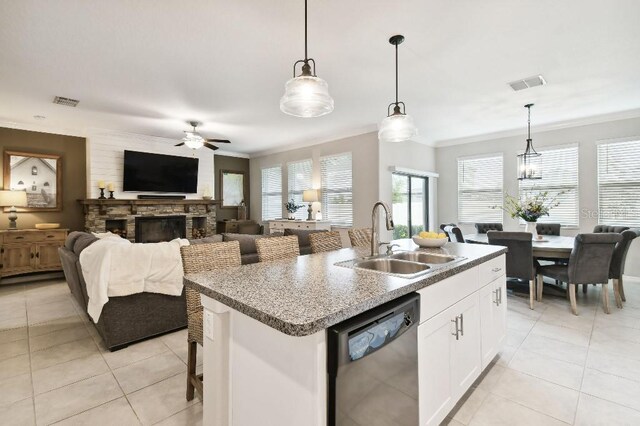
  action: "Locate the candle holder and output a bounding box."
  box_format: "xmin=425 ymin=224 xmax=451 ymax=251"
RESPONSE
xmin=108 ymin=191 xmax=115 ymax=200
xmin=98 ymin=188 xmax=106 ymax=200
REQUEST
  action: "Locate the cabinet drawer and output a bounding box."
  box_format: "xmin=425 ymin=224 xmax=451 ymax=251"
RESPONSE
xmin=418 ymin=266 xmax=479 ymax=322
xmin=2 ymin=231 xmax=66 ymax=243
xmin=478 ymin=255 xmax=505 ymax=286
xmin=270 ymin=222 xmax=285 ymax=229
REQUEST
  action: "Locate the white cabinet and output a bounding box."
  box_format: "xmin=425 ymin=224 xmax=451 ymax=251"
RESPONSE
xmin=268 ymin=220 xmax=332 ymax=234
xmin=418 ymin=293 xmax=482 ymax=426
xmin=479 ymin=276 xmax=507 ymax=369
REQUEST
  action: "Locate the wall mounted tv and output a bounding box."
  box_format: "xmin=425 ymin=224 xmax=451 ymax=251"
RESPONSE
xmin=123 ymin=150 xmax=199 ymax=193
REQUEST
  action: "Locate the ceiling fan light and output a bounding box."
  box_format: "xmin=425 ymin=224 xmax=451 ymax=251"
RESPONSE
xmin=183 ymin=136 xmax=204 ymax=150
xmin=280 ymin=75 xmax=334 ymax=118
xmin=378 ymin=113 xmax=418 ymax=143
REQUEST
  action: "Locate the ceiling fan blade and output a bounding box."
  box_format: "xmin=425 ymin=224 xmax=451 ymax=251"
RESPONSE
xmin=206 ymin=139 xmax=231 ymax=143
xmin=204 ymin=143 xmax=219 ymax=151
xmin=175 ymin=142 xmax=185 ymax=147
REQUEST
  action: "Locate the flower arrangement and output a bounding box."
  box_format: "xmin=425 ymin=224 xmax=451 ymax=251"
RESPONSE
xmin=284 ymin=199 xmax=304 ymax=213
xmin=493 ymin=190 xmax=563 ymax=223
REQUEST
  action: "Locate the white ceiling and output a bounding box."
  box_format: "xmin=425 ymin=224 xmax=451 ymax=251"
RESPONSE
xmin=1 ymin=0 xmax=639 ymax=154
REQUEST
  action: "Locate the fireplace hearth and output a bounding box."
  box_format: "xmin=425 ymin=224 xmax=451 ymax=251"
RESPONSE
xmin=135 ymin=215 xmax=186 ymax=243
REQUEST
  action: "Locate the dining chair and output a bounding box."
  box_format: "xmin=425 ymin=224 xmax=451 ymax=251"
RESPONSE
xmin=180 ymin=240 xmax=242 ymax=401
xmin=256 ymin=235 xmax=300 ymax=262
xmin=487 ymin=231 xmax=538 ymax=309
xmin=475 ymin=223 xmax=503 ymax=233
xmin=348 ymin=228 xmax=372 ymax=248
xmin=537 ymin=233 xmax=622 ymax=315
xmin=536 ymin=223 xmax=561 ymax=236
xmin=443 ymin=225 xmax=465 ymax=243
xmin=440 ymin=223 xmax=456 ymax=241
xmin=593 ymin=225 xmax=629 ymax=233
xmin=309 ymin=231 xmax=343 ymax=253
xmin=609 ymin=229 xmax=640 ymax=306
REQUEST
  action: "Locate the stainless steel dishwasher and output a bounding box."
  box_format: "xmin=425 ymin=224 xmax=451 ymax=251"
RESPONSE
xmin=327 ymin=293 xmax=420 ymax=426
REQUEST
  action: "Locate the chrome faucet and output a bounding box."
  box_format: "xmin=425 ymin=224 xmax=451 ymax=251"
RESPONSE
xmin=371 ymin=201 xmax=394 ymax=256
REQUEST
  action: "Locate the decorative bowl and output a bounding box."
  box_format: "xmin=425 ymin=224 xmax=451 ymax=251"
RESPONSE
xmin=35 ymin=223 xmax=60 ymax=230
xmin=412 ymin=235 xmax=448 ymax=248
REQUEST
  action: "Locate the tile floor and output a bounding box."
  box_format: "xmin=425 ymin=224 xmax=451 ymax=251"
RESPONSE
xmin=1 ymin=278 xmax=640 ymax=425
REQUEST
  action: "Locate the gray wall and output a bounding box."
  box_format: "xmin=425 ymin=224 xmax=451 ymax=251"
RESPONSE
xmin=435 ymin=116 xmax=640 ymax=278
xmin=215 ymin=154 xmax=250 ymax=221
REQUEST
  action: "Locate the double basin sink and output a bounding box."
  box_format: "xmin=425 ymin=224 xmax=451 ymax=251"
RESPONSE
xmin=352 ymin=251 xmax=465 ymax=278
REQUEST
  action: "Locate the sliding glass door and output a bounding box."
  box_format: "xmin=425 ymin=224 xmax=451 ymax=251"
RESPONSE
xmin=392 ymin=173 xmax=429 ymax=239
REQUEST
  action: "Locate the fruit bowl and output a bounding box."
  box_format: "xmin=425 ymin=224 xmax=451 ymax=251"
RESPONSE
xmin=412 ymin=235 xmax=448 ymax=248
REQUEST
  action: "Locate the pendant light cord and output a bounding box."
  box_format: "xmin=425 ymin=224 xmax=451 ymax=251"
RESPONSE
xmin=527 ymin=105 xmax=531 ymax=140
xmin=395 ymin=41 xmax=399 ymax=105
xmin=304 ymin=0 xmax=308 ymax=61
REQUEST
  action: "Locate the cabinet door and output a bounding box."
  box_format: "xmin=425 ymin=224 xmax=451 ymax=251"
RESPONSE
xmin=479 ymin=280 xmax=499 ymax=369
xmin=451 ymin=293 xmax=482 ymax=400
xmin=495 ymin=278 xmax=507 ymax=351
xmin=1 ymin=244 xmax=34 ymax=274
xmin=34 ymin=243 xmax=63 ymax=270
xmin=418 ymin=306 xmax=456 ymax=426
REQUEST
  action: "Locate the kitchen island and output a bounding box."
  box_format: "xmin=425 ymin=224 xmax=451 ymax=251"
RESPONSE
xmin=184 ymin=240 xmax=507 ymax=426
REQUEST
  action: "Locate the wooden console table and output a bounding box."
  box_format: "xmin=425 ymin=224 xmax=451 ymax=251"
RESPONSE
xmin=0 ymin=229 xmax=68 ymax=281
xmin=267 ymin=220 xmax=332 ymax=234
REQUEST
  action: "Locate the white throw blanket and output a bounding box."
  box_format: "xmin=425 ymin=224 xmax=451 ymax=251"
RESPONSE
xmin=80 ymin=236 xmax=189 ymax=322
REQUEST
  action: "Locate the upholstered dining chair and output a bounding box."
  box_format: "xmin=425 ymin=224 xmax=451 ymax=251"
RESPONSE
xmin=348 ymin=228 xmax=372 ymax=248
xmin=536 ymin=223 xmax=561 ymax=236
xmin=475 ymin=223 xmax=503 ymax=233
xmin=309 ymin=231 xmax=343 ymax=254
xmin=256 ymin=235 xmax=300 ymax=262
xmin=537 ymin=233 xmax=622 ymax=315
xmin=593 ymin=225 xmax=629 ymax=233
xmin=180 ymin=240 xmax=242 ymax=401
xmin=443 ymin=225 xmax=465 ymax=243
xmin=610 ymin=229 xmax=640 ymax=306
xmin=440 ymin=223 xmax=456 ymax=241
xmin=487 ymin=231 xmax=538 ymax=309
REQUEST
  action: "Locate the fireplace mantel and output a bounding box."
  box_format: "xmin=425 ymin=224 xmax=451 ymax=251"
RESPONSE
xmin=78 ymin=199 xmax=220 ymax=215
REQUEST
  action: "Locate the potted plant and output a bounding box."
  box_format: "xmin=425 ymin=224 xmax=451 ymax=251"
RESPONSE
xmin=493 ymin=190 xmax=563 ymax=239
xmin=284 ymin=199 xmax=304 ymax=220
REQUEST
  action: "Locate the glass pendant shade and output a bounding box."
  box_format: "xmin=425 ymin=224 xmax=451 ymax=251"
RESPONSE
xmin=378 ymin=113 xmax=418 ymax=143
xmin=280 ymin=75 xmax=334 ymax=118
xmin=517 ymin=149 xmax=542 ymax=180
xmin=183 ymin=136 xmax=204 ymax=150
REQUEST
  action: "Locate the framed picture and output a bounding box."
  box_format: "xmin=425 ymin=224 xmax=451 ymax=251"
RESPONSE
xmin=220 ymin=170 xmax=245 ymax=208
xmin=3 ymin=150 xmax=63 ymax=212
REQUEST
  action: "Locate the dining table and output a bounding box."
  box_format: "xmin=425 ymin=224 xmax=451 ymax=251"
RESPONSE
xmin=464 ymin=233 xmax=575 ymax=259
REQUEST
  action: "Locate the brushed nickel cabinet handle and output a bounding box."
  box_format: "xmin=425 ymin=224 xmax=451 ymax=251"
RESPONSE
xmin=491 ymin=267 xmax=502 ymax=273
xmin=493 ymin=289 xmax=500 ymax=305
xmin=451 ymin=317 xmax=460 ymax=340
xmin=459 ymin=313 xmax=464 ymax=337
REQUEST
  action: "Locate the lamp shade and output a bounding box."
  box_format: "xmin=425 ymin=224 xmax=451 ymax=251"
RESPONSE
xmin=280 ymin=76 xmax=334 ymax=118
xmin=302 ymin=189 xmax=319 ymax=203
xmin=378 ymin=113 xmax=418 ymax=143
xmin=0 ymin=190 xmax=27 ymax=207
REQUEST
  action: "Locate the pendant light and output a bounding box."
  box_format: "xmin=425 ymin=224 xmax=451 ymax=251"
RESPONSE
xmin=378 ymin=35 xmax=418 ymax=143
xmin=280 ymin=0 xmax=334 ymax=118
xmin=517 ymin=103 xmax=542 ymax=180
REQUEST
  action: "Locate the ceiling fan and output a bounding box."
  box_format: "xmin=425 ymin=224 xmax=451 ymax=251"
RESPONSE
xmin=175 ymin=121 xmax=231 ymax=151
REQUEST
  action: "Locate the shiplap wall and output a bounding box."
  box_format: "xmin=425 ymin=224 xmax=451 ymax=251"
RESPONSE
xmin=86 ymin=130 xmax=215 ymax=199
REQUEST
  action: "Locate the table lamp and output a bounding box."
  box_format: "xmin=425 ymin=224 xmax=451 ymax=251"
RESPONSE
xmin=0 ymin=190 xmax=28 ymax=230
xmin=302 ymin=189 xmax=319 ymax=221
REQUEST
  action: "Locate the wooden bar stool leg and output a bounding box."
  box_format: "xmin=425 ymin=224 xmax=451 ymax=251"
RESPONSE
xmin=536 ymin=274 xmax=543 ymax=302
xmin=569 ymin=283 xmax=578 ymax=315
xmin=186 ymin=340 xmax=197 ymax=401
xmin=602 ymin=283 xmax=611 ymax=314
xmin=582 ymin=283 xmax=588 ymax=294
xmin=613 ymin=279 xmax=623 ymax=309
xmin=529 ymin=280 xmax=535 ymax=310
xmin=619 ymin=276 xmax=627 ymax=302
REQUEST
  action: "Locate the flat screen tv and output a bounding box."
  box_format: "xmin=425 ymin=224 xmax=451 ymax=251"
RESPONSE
xmin=123 ymin=150 xmax=199 ymax=193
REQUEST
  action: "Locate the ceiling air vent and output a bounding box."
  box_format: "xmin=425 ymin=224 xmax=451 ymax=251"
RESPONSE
xmin=53 ymin=96 xmax=79 ymax=107
xmin=508 ymin=75 xmax=546 ymax=91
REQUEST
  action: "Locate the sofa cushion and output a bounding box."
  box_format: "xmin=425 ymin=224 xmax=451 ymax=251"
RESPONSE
xmin=190 ymin=235 xmax=223 ymax=244
xmin=223 ymin=233 xmax=267 ymax=255
xmin=283 ymin=228 xmax=328 ymax=248
xmin=242 ymin=253 xmax=260 ymax=265
xmin=65 ymin=231 xmax=87 ymax=250
xmin=72 ymin=233 xmax=99 ymax=255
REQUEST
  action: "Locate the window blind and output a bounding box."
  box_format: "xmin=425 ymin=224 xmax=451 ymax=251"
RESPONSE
xmin=457 ymin=155 xmax=503 ymax=223
xmin=287 ymin=159 xmax=313 ymax=220
xmin=321 ymin=153 xmax=353 ymax=226
xmin=597 ymin=140 xmax=640 ymax=227
xmin=519 ymin=145 xmax=579 ymax=227
xmin=261 ymin=166 xmax=282 ymax=221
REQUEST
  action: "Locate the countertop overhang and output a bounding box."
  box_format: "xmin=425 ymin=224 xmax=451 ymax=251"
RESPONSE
xmin=184 ymin=240 xmax=507 ymax=336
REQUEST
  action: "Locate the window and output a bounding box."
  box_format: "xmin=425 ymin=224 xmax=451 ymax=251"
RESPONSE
xmin=261 ymin=166 xmax=282 ymax=220
xmin=598 ymin=140 xmax=640 ymax=227
xmin=392 ymin=173 xmax=429 ymax=239
xmin=321 ymin=153 xmax=353 ymax=226
xmin=457 ymin=155 xmax=503 ymax=223
xmin=519 ymin=145 xmax=579 ymax=227
xmin=287 ymin=159 xmax=313 ymax=220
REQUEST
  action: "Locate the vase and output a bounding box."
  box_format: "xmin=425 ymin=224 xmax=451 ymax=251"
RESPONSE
xmin=525 ymin=221 xmax=539 ymax=239
xmin=288 ymin=212 xmax=295 ymax=220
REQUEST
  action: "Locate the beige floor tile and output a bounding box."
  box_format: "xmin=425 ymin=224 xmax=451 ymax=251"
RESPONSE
xmin=469 ymin=393 xmax=568 ymax=426
xmin=0 ymin=303 xmax=26 ymax=322
xmin=594 ymin=310 xmax=640 ymax=329
xmin=28 ymin=299 xmax=78 ymax=326
xmin=491 ymin=368 xmax=579 ymax=423
xmin=581 ymin=368 xmax=640 ymax=412
xmin=449 ymin=387 xmax=488 ymax=425
xmin=586 ymin=347 xmax=640 ymax=383
xmin=53 ymin=397 xmax=141 ymax=426
xmin=538 ymin=306 xmax=596 ymax=333
xmin=520 ymin=333 xmax=588 ymax=366
xmin=32 ymin=352 xmax=109 ymax=395
xmin=29 ymin=323 xmax=90 ymax=352
xmin=493 ymin=344 xmax=518 ymax=367
xmin=34 ymin=372 xmax=123 ymax=425
xmin=574 ymin=393 xmax=640 ymax=425
xmin=26 ymin=292 xmax=73 ymax=309
xmin=593 ymin=323 xmax=640 ymax=344
xmin=509 ymin=348 xmax=584 ymax=390
xmin=31 ymin=337 xmax=99 ymax=371
xmin=589 ymin=331 xmax=640 ymax=361
xmin=113 ymin=351 xmax=185 ymax=394
xmin=530 ymin=321 xmax=591 ymax=348
xmin=128 ymin=373 xmax=198 ymax=425
xmin=155 ymin=403 xmax=203 ymax=426
xmin=28 ymin=315 xmax=84 ymax=338
xmin=442 ymin=418 xmax=465 ymax=426
xmin=0 ymin=372 xmax=33 ymax=407
xmin=506 ymin=313 xmax=537 ymax=333
xmin=0 ymin=396 xmax=35 ymax=426
xmin=0 ymin=314 xmax=28 ymax=330
xmin=0 ymin=338 xmax=28 ymax=361
xmin=474 ymin=363 xmax=506 ymax=392
xmin=504 ymin=328 xmax=529 ymax=348
xmin=102 ymin=338 xmax=170 ymax=370
xmin=0 ymin=326 xmax=28 ymax=344
xmin=0 ymin=353 xmax=30 ymax=381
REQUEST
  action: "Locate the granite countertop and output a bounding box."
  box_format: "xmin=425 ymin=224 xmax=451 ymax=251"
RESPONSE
xmin=183 ymin=240 xmax=507 ymax=337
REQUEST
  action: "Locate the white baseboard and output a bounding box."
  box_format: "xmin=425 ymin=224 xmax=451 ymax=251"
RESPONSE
xmin=623 ymin=274 xmax=640 ymax=283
